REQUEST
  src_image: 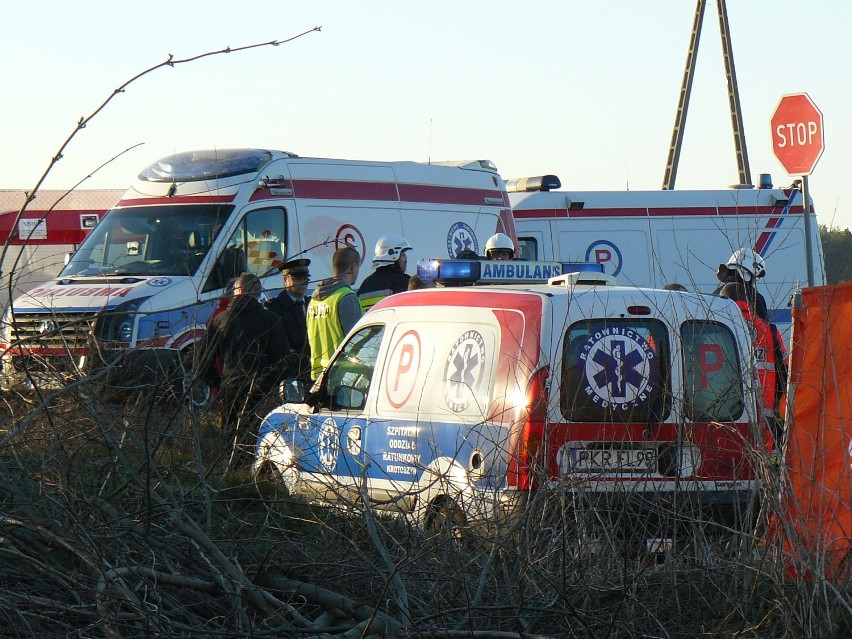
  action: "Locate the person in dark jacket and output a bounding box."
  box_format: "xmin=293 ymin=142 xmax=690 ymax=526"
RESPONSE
xmin=357 ymin=234 xmax=412 ymax=311
xmin=199 ymin=272 xmax=292 ymax=467
xmin=266 ymin=258 xmax=312 ymax=381
xmin=205 ymin=277 xmax=238 ymax=398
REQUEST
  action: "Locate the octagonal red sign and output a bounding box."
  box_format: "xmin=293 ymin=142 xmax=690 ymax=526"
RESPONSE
xmin=770 ymin=93 xmax=825 ymax=176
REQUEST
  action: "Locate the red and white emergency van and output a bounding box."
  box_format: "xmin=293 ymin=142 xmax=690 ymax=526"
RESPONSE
xmin=1 ymin=149 xmax=514 ymax=394
xmin=255 ymin=259 xmax=765 ymax=540
xmin=507 ymin=175 xmax=825 ymax=340
xmin=1 ymin=189 xmax=122 ymax=311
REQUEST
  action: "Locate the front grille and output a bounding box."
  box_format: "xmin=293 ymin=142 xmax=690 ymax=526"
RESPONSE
xmin=9 ymin=311 xmax=98 ymax=353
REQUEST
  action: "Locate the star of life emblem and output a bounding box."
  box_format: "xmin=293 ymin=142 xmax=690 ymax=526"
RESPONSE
xmin=581 ymin=328 xmax=656 ymax=411
xmin=443 ymin=330 xmax=486 ymax=413
xmin=318 ymin=418 xmax=340 ymax=472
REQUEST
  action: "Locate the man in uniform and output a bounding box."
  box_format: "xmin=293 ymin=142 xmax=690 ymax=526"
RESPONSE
xmin=307 ymin=247 xmax=362 ymax=381
xmin=719 ymin=281 xmax=787 ymax=445
xmin=266 ymin=258 xmax=312 ymax=381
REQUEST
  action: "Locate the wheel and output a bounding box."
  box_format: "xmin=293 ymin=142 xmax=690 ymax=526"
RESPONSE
xmin=425 ymin=496 xmax=467 ymax=543
xmin=254 ymin=459 xmax=284 ymax=482
xmin=169 ymin=346 xmax=212 ymax=411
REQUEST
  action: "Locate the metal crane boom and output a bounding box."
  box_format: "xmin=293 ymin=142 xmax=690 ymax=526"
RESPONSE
xmin=717 ymin=0 xmax=752 ymax=187
xmin=662 ymin=0 xmax=752 ymax=190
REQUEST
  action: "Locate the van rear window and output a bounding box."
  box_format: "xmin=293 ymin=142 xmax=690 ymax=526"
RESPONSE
xmin=681 ymin=321 xmax=744 ymax=422
xmin=560 ymin=319 xmax=670 ymax=423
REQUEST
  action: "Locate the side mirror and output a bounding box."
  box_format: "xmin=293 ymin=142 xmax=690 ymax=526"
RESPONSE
xmin=280 ymin=378 xmax=306 ymax=403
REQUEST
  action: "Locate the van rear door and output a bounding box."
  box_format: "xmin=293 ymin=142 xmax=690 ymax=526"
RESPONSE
xmin=545 ymin=290 xmax=758 ymax=520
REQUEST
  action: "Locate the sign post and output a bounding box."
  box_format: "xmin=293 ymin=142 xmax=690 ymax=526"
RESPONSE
xmin=770 ymin=93 xmax=825 ymax=287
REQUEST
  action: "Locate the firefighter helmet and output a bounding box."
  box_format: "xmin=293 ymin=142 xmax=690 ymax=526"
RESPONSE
xmin=725 ymin=248 xmax=766 ymax=281
xmin=373 ymin=234 xmax=412 ymax=266
xmin=484 ymin=233 xmax=515 ymax=259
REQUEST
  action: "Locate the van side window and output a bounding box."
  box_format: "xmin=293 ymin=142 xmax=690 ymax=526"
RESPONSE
xmin=517 ymin=237 xmax=538 ymax=261
xmin=681 ymin=321 xmax=744 ymax=422
xmin=206 ymin=207 xmax=287 ymax=291
xmin=560 ymin=319 xmax=670 ymax=423
xmin=325 ymin=325 xmax=385 ymax=411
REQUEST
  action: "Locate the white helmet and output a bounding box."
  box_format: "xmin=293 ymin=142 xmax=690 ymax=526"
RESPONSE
xmin=373 ymin=234 xmax=412 ymax=266
xmin=485 ymin=232 xmax=515 ymax=258
xmin=726 ymin=248 xmax=766 ymax=281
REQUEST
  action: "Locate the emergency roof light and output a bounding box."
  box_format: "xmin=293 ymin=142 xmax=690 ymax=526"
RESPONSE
xmin=504 ymin=175 xmax=562 ymax=193
xmin=417 ymin=258 xmax=604 ymax=286
xmin=139 ymin=149 xmax=279 ymax=183
xmin=548 ymin=270 xmax=616 ymax=287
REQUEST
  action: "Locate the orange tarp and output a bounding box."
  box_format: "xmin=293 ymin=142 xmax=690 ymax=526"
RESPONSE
xmin=776 ymin=282 xmax=852 ymax=581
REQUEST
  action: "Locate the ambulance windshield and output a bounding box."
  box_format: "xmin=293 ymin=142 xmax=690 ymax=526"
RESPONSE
xmin=61 ymin=204 xmax=234 ymax=277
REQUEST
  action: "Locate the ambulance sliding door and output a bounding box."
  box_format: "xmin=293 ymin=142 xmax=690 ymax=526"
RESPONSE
xmin=369 ymin=307 xmax=502 ymax=504
xmin=288 ymin=163 xmax=400 ymax=285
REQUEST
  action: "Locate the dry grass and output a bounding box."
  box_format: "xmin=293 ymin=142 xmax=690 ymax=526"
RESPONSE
xmin=1 ymin=380 xmax=850 ymax=639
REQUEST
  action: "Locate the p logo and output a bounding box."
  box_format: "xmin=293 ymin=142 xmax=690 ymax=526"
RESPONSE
xmin=585 ymin=240 xmax=623 ymax=276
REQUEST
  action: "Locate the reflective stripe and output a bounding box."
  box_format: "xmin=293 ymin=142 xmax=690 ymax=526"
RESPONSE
xmin=358 ymin=288 xmax=392 ymax=312
xmin=733 ymin=299 xmax=777 ymax=412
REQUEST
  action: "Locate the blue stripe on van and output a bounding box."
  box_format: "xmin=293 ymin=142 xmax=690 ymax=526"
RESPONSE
xmin=258 ymin=411 xmax=510 ymax=490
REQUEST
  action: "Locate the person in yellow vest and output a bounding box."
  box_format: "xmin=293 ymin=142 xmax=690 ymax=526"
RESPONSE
xmin=306 ymin=246 xmax=362 ymax=381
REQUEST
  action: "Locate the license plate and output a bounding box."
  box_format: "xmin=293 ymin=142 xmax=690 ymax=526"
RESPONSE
xmin=559 ymin=446 xmax=657 ymax=473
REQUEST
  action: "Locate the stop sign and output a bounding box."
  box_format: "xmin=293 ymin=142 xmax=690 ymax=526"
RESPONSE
xmin=770 ymin=93 xmax=825 ymax=176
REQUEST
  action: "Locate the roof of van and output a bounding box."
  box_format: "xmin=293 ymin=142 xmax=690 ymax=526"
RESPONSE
xmin=509 ymin=185 xmax=800 ymax=212
xmin=374 ymin=281 xmax=733 ymax=313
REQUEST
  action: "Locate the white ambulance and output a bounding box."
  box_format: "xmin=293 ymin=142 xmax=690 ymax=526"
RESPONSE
xmin=255 ymin=259 xmax=766 ymax=540
xmin=1 ymin=149 xmax=515 ymax=395
xmin=507 ymin=174 xmax=825 ymax=340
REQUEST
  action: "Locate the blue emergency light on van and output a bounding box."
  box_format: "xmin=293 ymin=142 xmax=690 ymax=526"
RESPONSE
xmin=417 ymin=259 xmax=603 ymax=285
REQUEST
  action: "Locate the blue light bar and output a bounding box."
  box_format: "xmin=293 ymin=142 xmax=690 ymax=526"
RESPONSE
xmin=417 ymin=259 xmax=481 ymax=284
xmin=139 ymin=149 xmax=273 ymax=183
xmin=504 ymin=175 xmax=562 ymax=193
xmin=417 ymin=259 xmax=603 ymax=285
xmin=561 ymin=262 xmax=604 ymax=273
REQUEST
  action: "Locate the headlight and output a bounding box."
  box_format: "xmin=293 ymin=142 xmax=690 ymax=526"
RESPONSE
xmin=118 ymin=316 xmax=135 ymax=342
xmin=96 ymin=297 xmax=150 ymax=342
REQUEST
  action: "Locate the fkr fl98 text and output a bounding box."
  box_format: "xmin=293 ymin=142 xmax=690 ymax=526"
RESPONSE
xmin=1 ymin=149 xmax=515 ymax=395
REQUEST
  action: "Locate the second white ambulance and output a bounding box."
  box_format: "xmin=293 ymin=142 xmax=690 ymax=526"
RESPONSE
xmin=508 ymin=174 xmax=825 ymax=340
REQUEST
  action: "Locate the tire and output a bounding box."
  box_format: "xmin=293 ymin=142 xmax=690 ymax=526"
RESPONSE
xmin=172 ymin=346 xmax=212 ymax=412
xmin=254 ymin=459 xmax=284 ymax=483
xmin=425 ymin=496 xmax=467 ymax=543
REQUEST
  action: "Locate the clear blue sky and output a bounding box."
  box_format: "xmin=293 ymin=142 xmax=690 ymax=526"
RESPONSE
xmin=4 ymin=1 xmax=850 ymax=229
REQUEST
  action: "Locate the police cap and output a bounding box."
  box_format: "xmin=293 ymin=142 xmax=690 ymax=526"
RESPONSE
xmin=279 ymin=258 xmax=311 ymax=278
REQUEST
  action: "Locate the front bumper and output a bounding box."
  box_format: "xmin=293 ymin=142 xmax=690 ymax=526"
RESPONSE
xmin=1 ymin=346 xmax=181 ymax=394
